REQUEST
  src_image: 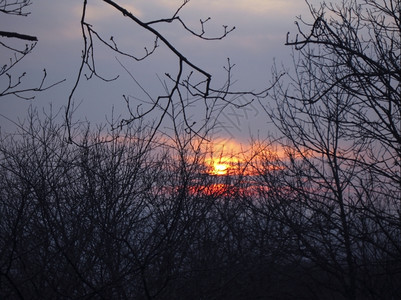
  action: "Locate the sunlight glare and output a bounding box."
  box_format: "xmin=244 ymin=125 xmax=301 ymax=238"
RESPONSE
xmin=212 ymin=162 xmax=230 ymax=176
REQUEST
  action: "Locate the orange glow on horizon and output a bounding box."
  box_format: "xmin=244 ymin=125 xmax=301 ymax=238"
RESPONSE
xmin=203 ymin=183 xmax=230 ymax=196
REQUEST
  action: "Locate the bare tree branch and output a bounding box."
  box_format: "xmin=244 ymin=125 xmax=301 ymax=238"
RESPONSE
xmin=0 ymin=30 xmax=37 ymax=41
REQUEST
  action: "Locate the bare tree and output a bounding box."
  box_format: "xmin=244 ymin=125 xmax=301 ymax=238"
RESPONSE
xmin=65 ymin=0 xmax=274 ymax=142
xmin=0 ymin=110 xmax=177 ymax=298
xmin=255 ymin=0 xmax=401 ymax=298
xmin=0 ymin=0 xmax=63 ymax=100
xmin=0 ymin=109 xmax=304 ymax=299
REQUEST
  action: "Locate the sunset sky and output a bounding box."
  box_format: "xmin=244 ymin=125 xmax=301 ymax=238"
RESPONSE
xmin=0 ymin=0 xmax=327 ymax=145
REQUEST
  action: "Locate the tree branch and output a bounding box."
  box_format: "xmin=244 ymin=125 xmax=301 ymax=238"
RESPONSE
xmin=0 ymin=30 xmax=37 ymax=41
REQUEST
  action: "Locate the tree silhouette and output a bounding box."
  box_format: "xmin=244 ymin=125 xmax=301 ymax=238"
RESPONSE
xmin=64 ymin=0 xmax=274 ymax=142
xmin=257 ymin=0 xmax=401 ymax=298
xmin=0 ymin=0 xmax=63 ymax=99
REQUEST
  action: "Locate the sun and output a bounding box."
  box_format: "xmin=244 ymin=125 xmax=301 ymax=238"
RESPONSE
xmin=203 ymin=139 xmax=247 ymax=176
xmin=212 ymin=162 xmax=230 ymax=176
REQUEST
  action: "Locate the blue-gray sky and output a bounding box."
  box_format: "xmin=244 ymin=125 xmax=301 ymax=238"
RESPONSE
xmin=0 ymin=0 xmax=324 ymax=145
